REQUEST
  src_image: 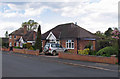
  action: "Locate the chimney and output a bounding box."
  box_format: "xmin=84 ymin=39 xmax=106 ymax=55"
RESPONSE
xmin=24 ymin=25 xmax=27 ymax=34
xmin=75 ymin=22 xmax=77 ymax=25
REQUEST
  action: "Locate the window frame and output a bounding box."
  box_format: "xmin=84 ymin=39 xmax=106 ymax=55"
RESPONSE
xmin=9 ymin=42 xmax=12 ymax=47
xmin=14 ymin=35 xmax=16 ymax=39
xmin=9 ymin=35 xmax=12 ymax=39
xmin=66 ymin=40 xmax=74 ymax=49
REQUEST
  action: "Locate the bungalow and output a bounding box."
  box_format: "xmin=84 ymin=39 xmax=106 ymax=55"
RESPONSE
xmin=9 ymin=25 xmax=36 ymax=48
xmin=41 ymin=23 xmax=97 ymax=54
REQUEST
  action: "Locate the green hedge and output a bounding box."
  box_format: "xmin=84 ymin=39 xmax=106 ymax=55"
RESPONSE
xmin=96 ymin=46 xmax=118 ymax=57
xmin=14 ymin=46 xmax=21 ymax=49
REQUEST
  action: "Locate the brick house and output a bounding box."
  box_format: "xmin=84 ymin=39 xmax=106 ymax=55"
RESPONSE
xmin=9 ymin=26 xmax=36 ymax=48
xmin=41 ymin=23 xmax=97 ymax=54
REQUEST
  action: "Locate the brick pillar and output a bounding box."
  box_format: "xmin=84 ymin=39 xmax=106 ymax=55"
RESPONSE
xmin=93 ymin=40 xmax=96 ymax=50
xmin=74 ymin=40 xmax=77 ymax=54
xmin=42 ymin=40 xmax=46 ymax=50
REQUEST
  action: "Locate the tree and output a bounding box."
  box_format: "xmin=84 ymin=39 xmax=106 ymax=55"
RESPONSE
xmin=104 ymin=28 xmax=113 ymax=37
xmin=34 ymin=25 xmax=42 ymax=53
xmin=22 ymin=19 xmax=38 ymax=31
xmin=5 ymin=31 xmax=8 ymax=38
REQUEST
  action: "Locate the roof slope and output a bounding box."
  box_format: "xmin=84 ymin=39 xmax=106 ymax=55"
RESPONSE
xmin=23 ymin=31 xmax=36 ymax=41
xmin=9 ymin=28 xmax=26 ymax=36
xmin=42 ymin=23 xmax=96 ymax=40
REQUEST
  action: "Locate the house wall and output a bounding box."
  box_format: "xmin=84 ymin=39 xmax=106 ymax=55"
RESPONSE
xmin=9 ymin=35 xmax=21 ymax=47
xmin=42 ymin=39 xmax=96 ymax=53
xmin=78 ymin=40 xmax=96 ymax=50
xmin=42 ymin=40 xmax=46 ymax=50
xmin=60 ymin=39 xmax=96 ymax=54
xmin=60 ymin=39 xmax=77 ymax=54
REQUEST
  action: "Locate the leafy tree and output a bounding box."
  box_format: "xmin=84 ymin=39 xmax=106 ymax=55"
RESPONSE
xmin=5 ymin=31 xmax=8 ymax=38
xmin=34 ymin=25 xmax=42 ymax=53
xmin=22 ymin=19 xmax=38 ymax=31
xmin=95 ymin=31 xmax=106 ymax=39
xmin=104 ymin=28 xmax=113 ymax=37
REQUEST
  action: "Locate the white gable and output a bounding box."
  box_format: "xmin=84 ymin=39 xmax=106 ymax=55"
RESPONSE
xmin=46 ymin=32 xmax=56 ymax=40
xmin=19 ymin=37 xmax=24 ymax=43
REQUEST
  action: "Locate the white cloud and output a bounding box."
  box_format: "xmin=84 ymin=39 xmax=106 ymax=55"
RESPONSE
xmin=0 ymin=0 xmax=119 ymax=37
xmin=0 ymin=21 xmax=21 ymax=37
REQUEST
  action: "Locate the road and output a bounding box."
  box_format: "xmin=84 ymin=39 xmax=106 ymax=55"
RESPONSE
xmin=2 ymin=51 xmax=119 ymax=77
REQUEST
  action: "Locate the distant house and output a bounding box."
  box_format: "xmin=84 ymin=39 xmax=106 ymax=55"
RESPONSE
xmin=42 ymin=23 xmax=97 ymax=54
xmin=9 ymin=26 xmax=36 ymax=48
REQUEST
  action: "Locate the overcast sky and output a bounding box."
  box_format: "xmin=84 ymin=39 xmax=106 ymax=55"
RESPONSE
xmin=0 ymin=0 xmax=119 ymax=37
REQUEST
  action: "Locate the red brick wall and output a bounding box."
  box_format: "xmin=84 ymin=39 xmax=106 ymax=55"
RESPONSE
xmin=60 ymin=39 xmax=96 ymax=54
xmin=2 ymin=48 xmax=10 ymax=51
xmin=9 ymin=35 xmax=21 ymax=47
xmin=42 ymin=40 xmax=46 ymax=50
xmin=78 ymin=40 xmax=96 ymax=50
xmin=41 ymin=39 xmax=96 ymax=53
xmin=60 ymin=40 xmax=77 ymax=54
xmin=13 ymin=48 xmax=39 ymax=56
xmin=59 ymin=53 xmax=118 ymax=64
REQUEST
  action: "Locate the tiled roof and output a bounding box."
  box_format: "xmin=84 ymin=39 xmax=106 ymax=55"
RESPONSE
xmin=23 ymin=31 xmax=36 ymax=41
xmin=10 ymin=27 xmax=36 ymax=42
xmin=9 ymin=28 xmax=27 ymax=36
xmin=42 ymin=23 xmax=97 ymax=40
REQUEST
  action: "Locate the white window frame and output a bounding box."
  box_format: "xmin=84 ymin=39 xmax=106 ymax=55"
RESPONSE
xmin=20 ymin=43 xmax=23 ymax=48
xmin=66 ymin=40 xmax=74 ymax=49
xmin=9 ymin=42 xmax=12 ymax=47
xmin=9 ymin=35 xmax=12 ymax=39
xmin=16 ymin=42 xmax=19 ymax=47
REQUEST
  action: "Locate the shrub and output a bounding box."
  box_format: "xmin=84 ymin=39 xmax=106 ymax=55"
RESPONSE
xmin=78 ymin=48 xmax=89 ymax=55
xmin=2 ymin=43 xmax=9 ymax=48
xmin=14 ymin=46 xmax=21 ymax=49
xmin=89 ymin=50 xmax=96 ymax=55
xmin=84 ymin=41 xmax=93 ymax=49
xmin=29 ymin=47 xmax=34 ymax=50
xmin=96 ymin=46 xmax=118 ymax=57
xmin=26 ymin=43 xmax=32 ymax=49
xmin=23 ymin=44 xmax=27 ymax=48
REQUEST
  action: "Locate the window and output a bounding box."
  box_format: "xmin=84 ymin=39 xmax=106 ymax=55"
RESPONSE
xmin=9 ymin=36 xmax=12 ymax=39
xmin=14 ymin=35 xmax=16 ymax=39
xmin=14 ymin=43 xmax=16 ymax=46
xmin=20 ymin=43 xmax=23 ymax=48
xmin=9 ymin=42 xmax=12 ymax=47
xmin=51 ymin=44 xmax=56 ymax=48
xmin=66 ymin=40 xmax=74 ymax=49
xmin=16 ymin=42 xmax=19 ymax=47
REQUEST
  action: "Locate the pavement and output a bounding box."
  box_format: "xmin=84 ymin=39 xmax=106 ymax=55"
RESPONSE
xmin=2 ymin=51 xmax=119 ymax=77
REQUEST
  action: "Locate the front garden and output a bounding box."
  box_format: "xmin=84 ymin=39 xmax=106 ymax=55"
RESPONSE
xmin=69 ymin=28 xmax=119 ymax=58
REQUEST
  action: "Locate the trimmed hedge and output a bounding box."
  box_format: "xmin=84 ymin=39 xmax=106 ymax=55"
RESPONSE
xmin=96 ymin=46 xmax=118 ymax=57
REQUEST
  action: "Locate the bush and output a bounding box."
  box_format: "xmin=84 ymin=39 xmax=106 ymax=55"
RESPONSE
xmin=14 ymin=46 xmax=21 ymax=49
xmin=2 ymin=43 xmax=9 ymax=48
xmin=26 ymin=43 xmax=32 ymax=49
xmin=96 ymin=40 xmax=112 ymax=51
xmin=78 ymin=48 xmax=89 ymax=55
xmin=29 ymin=47 xmax=34 ymax=50
xmin=23 ymin=44 xmax=27 ymax=48
xmin=96 ymin=46 xmax=118 ymax=57
xmin=89 ymin=50 xmax=96 ymax=55
xmin=84 ymin=41 xmax=93 ymax=49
